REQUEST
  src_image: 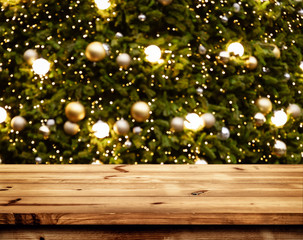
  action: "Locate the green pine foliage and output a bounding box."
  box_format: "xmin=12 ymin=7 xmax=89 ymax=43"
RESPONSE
xmin=0 ymin=0 xmax=302 ymax=164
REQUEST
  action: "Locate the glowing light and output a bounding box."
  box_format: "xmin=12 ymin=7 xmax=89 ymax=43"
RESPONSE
xmin=0 ymin=107 xmax=7 ymax=123
xmin=184 ymin=113 xmax=204 ymax=131
xmin=271 ymin=110 xmax=288 ymax=127
xmin=92 ymin=120 xmax=110 ymax=138
xmin=95 ymin=0 xmax=110 ymax=10
xmin=32 ymin=58 xmax=50 ymax=75
xmin=145 ymin=45 xmax=161 ymax=63
xmin=227 ymin=42 xmax=244 ymax=57
xmin=300 ymin=61 xmax=303 ymax=71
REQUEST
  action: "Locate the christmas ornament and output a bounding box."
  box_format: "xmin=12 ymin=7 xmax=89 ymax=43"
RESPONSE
xmin=115 ymin=32 xmax=123 ymax=38
xmin=0 ymin=107 xmax=7 ymax=123
xmin=218 ymin=127 xmax=230 ymax=140
xmin=201 ymin=113 xmax=216 ymax=128
xmin=39 ymin=125 xmax=50 ymax=137
xmin=287 ymin=104 xmax=301 ymax=118
xmin=138 ymin=13 xmax=146 ymax=21
xmin=256 ymin=97 xmax=272 ymax=114
xmin=131 ymin=101 xmax=150 ymax=122
xmin=220 ymin=15 xmax=228 ymax=23
xmin=272 ymin=140 xmax=287 ymax=157
xmin=254 ymin=112 xmax=266 ymax=127
xmin=64 ymin=121 xmax=80 ymax=135
xmin=116 ymin=53 xmax=131 ymax=68
xmin=124 ymin=140 xmax=132 ymax=148
xmin=92 ymin=120 xmax=110 ymax=138
xmin=23 ymin=49 xmax=38 ymax=65
xmin=184 ymin=113 xmax=204 ymax=131
xmin=35 ymin=157 xmax=42 ymax=164
xmin=245 ymin=56 xmax=258 ymax=70
xmin=133 ymin=126 xmax=142 ymax=134
xmin=271 ymin=110 xmax=287 ymax=127
xmin=300 ymin=61 xmax=303 ymax=71
xmin=198 ymin=45 xmax=207 ymax=55
xmin=272 ymin=44 xmax=280 ymax=59
xmin=95 ymin=0 xmax=110 ymax=10
xmin=102 ymin=43 xmax=111 ymax=56
xmin=32 ymin=58 xmax=50 ymax=75
xmin=114 ymin=119 xmax=130 ymax=135
xmin=227 ymin=42 xmax=244 ymax=57
xmin=85 ymin=42 xmax=106 ymax=62
xmin=232 ymin=3 xmax=241 ymax=12
xmin=46 ymin=119 xmax=56 ymax=127
xmin=158 ymin=0 xmax=173 ymax=6
xmin=195 ymin=158 xmax=208 ymax=164
xmin=65 ymin=102 xmax=85 ymax=123
xmin=11 ymin=116 xmax=27 ymax=131
xmin=298 ymin=9 xmax=303 ymax=16
xmin=170 ymin=117 xmax=184 ymax=132
xmin=196 ymin=87 xmax=203 ymax=95
xmin=145 ymin=45 xmax=161 ymax=63
xmin=218 ymin=51 xmax=230 ymax=63
xmin=284 ymin=73 xmax=291 ymax=81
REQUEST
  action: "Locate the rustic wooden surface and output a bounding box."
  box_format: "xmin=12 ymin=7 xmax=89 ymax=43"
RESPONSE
xmin=0 ymin=165 xmax=302 ymax=225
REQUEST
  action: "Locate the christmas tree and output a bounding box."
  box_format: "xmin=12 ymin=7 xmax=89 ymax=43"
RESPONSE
xmin=0 ymin=0 xmax=302 ymax=164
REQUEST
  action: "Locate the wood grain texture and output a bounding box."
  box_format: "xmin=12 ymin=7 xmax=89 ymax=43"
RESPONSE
xmin=0 ymin=165 xmax=302 ymax=225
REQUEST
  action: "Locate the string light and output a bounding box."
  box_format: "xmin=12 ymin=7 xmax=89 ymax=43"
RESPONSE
xmin=95 ymin=0 xmax=110 ymax=10
xmin=32 ymin=58 xmax=50 ymax=75
xmin=145 ymin=45 xmax=162 ymax=63
xmin=0 ymin=107 xmax=7 ymax=123
xmin=227 ymin=42 xmax=244 ymax=57
xmin=92 ymin=120 xmax=110 ymax=138
xmin=271 ymin=110 xmax=288 ymax=127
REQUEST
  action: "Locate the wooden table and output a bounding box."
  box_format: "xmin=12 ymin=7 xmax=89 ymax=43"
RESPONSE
xmin=0 ymin=165 xmax=302 ymax=239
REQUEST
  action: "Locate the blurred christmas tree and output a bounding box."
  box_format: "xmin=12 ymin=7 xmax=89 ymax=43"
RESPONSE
xmin=0 ymin=0 xmax=302 ymax=164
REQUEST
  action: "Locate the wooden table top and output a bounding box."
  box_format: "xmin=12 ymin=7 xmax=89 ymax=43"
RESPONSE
xmin=0 ymin=165 xmax=302 ymax=225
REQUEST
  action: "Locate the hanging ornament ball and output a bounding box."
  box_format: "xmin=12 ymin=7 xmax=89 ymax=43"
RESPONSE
xmin=218 ymin=51 xmax=230 ymax=64
xmin=35 ymin=157 xmax=42 ymax=164
xmin=254 ymin=112 xmax=266 ymax=127
xmin=24 ymin=49 xmax=38 ymax=65
xmin=114 ymin=119 xmax=130 ymax=135
xmin=115 ymin=32 xmax=124 ymax=38
xmin=220 ymin=15 xmax=228 ymax=23
xmin=102 ymin=43 xmax=111 ymax=56
xmin=46 ymin=119 xmax=56 ymax=127
xmin=116 ymin=53 xmax=131 ymax=68
xmin=131 ymin=101 xmax=150 ymax=122
xmin=65 ymin=102 xmax=85 ymax=123
xmin=287 ymin=104 xmax=301 ymax=118
xmin=232 ymin=3 xmax=241 ymax=12
xmin=158 ymin=0 xmax=173 ymax=6
xmin=39 ymin=125 xmax=50 ymax=136
xmin=0 ymin=107 xmax=7 ymax=123
xmin=133 ymin=126 xmax=143 ymax=134
xmin=198 ymin=45 xmax=207 ymax=55
xmin=195 ymin=158 xmax=208 ymax=164
xmin=201 ymin=113 xmax=216 ymax=128
xmin=245 ymin=56 xmax=258 ymax=70
xmin=85 ymin=41 xmax=106 ymax=62
xmin=298 ymin=9 xmax=303 ymax=16
xmin=272 ymin=140 xmax=287 ymax=157
xmin=256 ymin=97 xmax=272 ymax=114
xmin=64 ymin=121 xmax=80 ymax=136
xmin=196 ymin=87 xmax=203 ymax=95
xmin=124 ymin=140 xmax=132 ymax=148
xmin=170 ymin=117 xmax=184 ymax=132
xmin=138 ymin=13 xmax=146 ymax=21
xmin=272 ymin=44 xmax=280 ymax=59
xmin=218 ymin=127 xmax=230 ymax=140
xmin=11 ymin=116 xmax=27 ymax=131
xmin=284 ymin=73 xmax=291 ymax=81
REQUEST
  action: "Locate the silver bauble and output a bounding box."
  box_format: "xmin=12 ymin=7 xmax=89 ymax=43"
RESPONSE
xmin=138 ymin=13 xmax=146 ymax=21
xmin=218 ymin=51 xmax=230 ymax=63
xmin=287 ymin=104 xmax=301 ymax=118
xmin=115 ymin=32 xmax=124 ymax=38
xmin=284 ymin=73 xmax=291 ymax=81
xmin=64 ymin=121 xmax=80 ymax=136
xmin=39 ymin=125 xmax=50 ymax=136
xmin=196 ymin=87 xmax=203 ymax=95
xmin=124 ymin=140 xmax=132 ymax=148
xmin=221 ymin=15 xmax=228 ymax=23
xmin=254 ymin=112 xmax=266 ymax=127
xmin=298 ymin=9 xmax=303 ymax=16
xmin=198 ymin=45 xmax=207 ymax=55
xmin=133 ymin=126 xmax=143 ymax=134
xmin=158 ymin=0 xmax=173 ymax=6
xmin=116 ymin=53 xmax=131 ymax=68
xmin=114 ymin=119 xmax=130 ymax=135
xmin=11 ymin=116 xmax=27 ymax=131
xmin=102 ymin=43 xmax=111 ymax=56
xmin=233 ymin=3 xmax=241 ymax=12
xmin=256 ymin=97 xmax=272 ymax=114
xmin=201 ymin=113 xmax=216 ymax=128
xmin=218 ymin=127 xmax=230 ymax=140
xmin=24 ymin=49 xmax=38 ymax=65
xmin=46 ymin=119 xmax=56 ymax=127
xmin=35 ymin=157 xmax=42 ymax=164
xmin=170 ymin=117 xmax=184 ymax=132
xmin=272 ymin=140 xmax=287 ymax=157
xmin=195 ymin=158 xmax=208 ymax=164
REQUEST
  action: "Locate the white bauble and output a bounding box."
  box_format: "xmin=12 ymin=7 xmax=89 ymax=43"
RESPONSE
xmin=116 ymin=53 xmax=131 ymax=68
xmin=272 ymin=140 xmax=287 ymax=157
xmin=133 ymin=126 xmax=142 ymax=134
xmin=254 ymin=112 xmax=266 ymax=127
xmin=114 ymin=119 xmax=130 ymax=135
xmin=286 ymin=104 xmax=301 ymax=118
xmin=201 ymin=113 xmax=216 ymax=128
xmin=46 ymin=119 xmax=56 ymax=127
xmin=24 ymin=49 xmax=38 ymax=65
xmin=170 ymin=117 xmax=184 ymax=132
xmin=39 ymin=125 xmax=50 ymax=136
xmin=11 ymin=116 xmax=27 ymax=131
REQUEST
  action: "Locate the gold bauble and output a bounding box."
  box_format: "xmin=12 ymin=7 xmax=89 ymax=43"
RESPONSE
xmin=11 ymin=116 xmax=27 ymax=131
xmin=85 ymin=42 xmax=106 ymax=62
xmin=158 ymin=0 xmax=173 ymax=6
xmin=65 ymin=102 xmax=85 ymax=123
xmin=256 ymin=97 xmax=272 ymax=114
xmin=245 ymin=56 xmax=258 ymax=70
xmin=64 ymin=121 xmax=80 ymax=136
xmin=113 ymin=119 xmax=130 ymax=135
xmin=272 ymin=44 xmax=280 ymax=59
xmin=131 ymin=101 xmax=150 ymax=122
